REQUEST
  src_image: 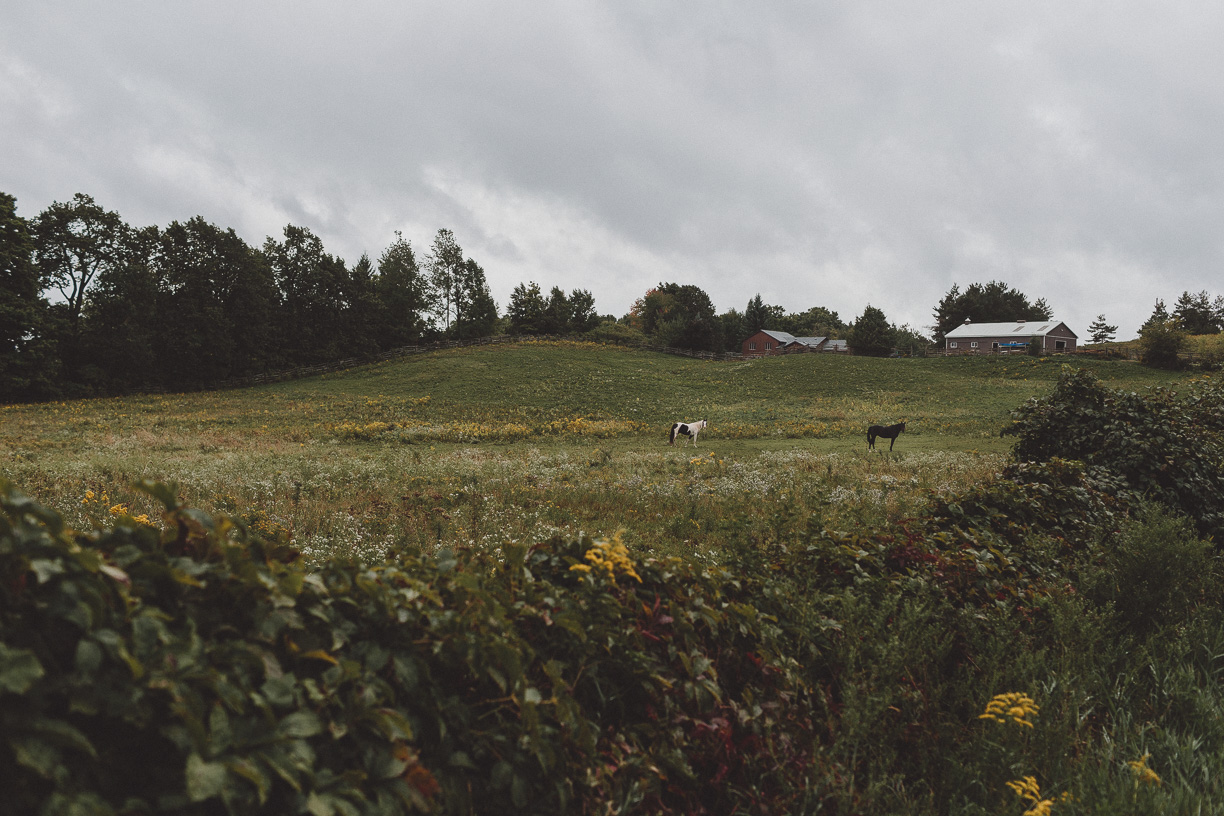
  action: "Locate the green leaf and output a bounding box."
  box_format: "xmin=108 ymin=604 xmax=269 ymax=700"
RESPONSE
xmin=185 ymin=753 xmax=228 ymax=802
xmin=0 ymin=643 xmax=44 ymax=693
xmin=278 ymin=711 xmax=322 ymax=739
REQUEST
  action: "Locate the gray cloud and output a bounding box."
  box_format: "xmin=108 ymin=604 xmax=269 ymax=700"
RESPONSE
xmin=4 ymin=1 xmax=1223 ymax=337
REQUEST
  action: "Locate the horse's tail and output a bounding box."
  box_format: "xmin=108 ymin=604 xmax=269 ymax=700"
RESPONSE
xmin=669 ymin=423 xmax=678 ymax=445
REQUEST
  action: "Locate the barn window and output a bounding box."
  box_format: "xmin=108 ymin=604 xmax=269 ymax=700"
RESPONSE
xmin=949 ymin=342 xmax=958 ymax=349
xmin=970 ymin=341 xmax=978 ymax=348
xmin=749 ymin=342 xmax=756 ymax=350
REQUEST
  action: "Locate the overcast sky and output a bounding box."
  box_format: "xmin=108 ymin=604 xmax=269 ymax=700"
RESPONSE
xmin=5 ymin=2 xmax=1224 ymax=339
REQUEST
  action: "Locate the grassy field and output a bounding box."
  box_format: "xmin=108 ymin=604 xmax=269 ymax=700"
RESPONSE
xmin=0 ymin=341 xmax=1191 ymax=563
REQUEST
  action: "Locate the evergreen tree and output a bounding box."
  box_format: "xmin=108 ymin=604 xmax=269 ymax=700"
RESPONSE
xmin=542 ymin=286 xmax=572 ymax=335
xmin=848 ymin=304 xmax=894 ymax=357
xmin=1142 ymin=298 xmax=1169 ymax=329
xmin=931 ymin=281 xmax=1050 ymax=343
xmin=1087 ymin=314 xmax=1118 ymax=344
xmin=1172 ymin=290 xmax=1220 ymax=335
xmin=744 ymin=294 xmax=771 ymax=334
xmin=376 ymin=232 xmax=434 ymax=348
xmin=342 ymin=253 xmax=381 ymax=356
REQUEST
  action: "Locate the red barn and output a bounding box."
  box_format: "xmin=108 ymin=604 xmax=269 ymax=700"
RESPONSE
xmin=742 ymin=330 xmax=827 ymax=357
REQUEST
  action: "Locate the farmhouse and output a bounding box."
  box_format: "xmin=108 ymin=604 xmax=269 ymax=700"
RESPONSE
xmin=944 ymin=319 xmax=1078 ymax=354
xmin=741 ymin=330 xmax=827 ymax=357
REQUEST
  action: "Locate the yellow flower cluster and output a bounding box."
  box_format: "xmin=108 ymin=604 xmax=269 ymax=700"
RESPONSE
xmin=1005 ymin=776 xmax=1070 ymax=816
xmin=979 ymin=692 xmax=1040 ymax=728
xmin=569 ymin=532 xmax=642 ymax=583
xmin=1128 ymin=754 xmax=1161 ymax=786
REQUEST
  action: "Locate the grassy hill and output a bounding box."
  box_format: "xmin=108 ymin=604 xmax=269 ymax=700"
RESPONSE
xmin=0 ymin=341 xmax=1192 ymax=561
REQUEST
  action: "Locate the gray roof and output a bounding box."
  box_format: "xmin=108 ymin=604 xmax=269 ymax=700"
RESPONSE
xmin=758 ymin=330 xmax=826 ymax=348
xmin=945 ymin=320 xmax=1074 ymax=339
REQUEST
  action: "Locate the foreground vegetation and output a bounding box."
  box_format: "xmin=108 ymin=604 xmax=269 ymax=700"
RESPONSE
xmin=3 ymin=345 xmax=1223 ymax=813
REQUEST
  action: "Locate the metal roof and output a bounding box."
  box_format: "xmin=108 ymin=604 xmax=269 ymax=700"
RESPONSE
xmin=760 ymin=329 xmax=797 ymax=344
xmin=945 ymin=320 xmax=1074 ymax=339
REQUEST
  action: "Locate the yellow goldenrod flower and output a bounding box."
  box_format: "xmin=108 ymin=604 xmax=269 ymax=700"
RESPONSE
xmin=1006 ymin=776 xmax=1056 ymax=816
xmin=569 ymin=531 xmax=642 ymax=583
xmin=980 ymin=692 xmax=1039 ymax=728
xmin=1128 ymin=754 xmax=1161 ymax=786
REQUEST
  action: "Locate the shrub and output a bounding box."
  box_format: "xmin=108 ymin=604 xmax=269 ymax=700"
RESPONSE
xmin=0 ymin=481 xmax=815 ymax=815
xmin=1002 ymin=367 xmax=1224 ymax=538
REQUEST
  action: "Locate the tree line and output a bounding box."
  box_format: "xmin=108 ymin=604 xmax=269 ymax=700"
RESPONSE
xmin=1 ymin=192 xmax=500 ymax=401
xmin=6 ymin=190 xmax=1091 ymax=401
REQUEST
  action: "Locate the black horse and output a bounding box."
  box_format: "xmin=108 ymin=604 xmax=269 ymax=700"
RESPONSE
xmin=867 ymin=421 xmax=906 ymax=451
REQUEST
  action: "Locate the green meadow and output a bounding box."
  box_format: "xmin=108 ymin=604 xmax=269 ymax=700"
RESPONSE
xmin=7 ymin=341 xmax=1224 ymax=813
xmin=0 ymin=341 xmax=1187 ymax=563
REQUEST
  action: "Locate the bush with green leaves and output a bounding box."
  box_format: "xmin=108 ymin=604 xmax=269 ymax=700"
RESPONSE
xmin=1002 ymin=366 xmax=1224 ymax=538
xmin=1 ymin=480 xmax=817 ymax=815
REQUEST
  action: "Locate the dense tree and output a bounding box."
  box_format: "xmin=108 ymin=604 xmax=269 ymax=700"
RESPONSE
xmin=715 ymin=308 xmax=745 ymax=352
xmin=779 ymin=306 xmax=846 ymax=339
xmin=152 ymin=217 xmax=280 ymax=385
xmin=1172 ymin=290 xmax=1221 ymax=335
xmin=542 ymin=286 xmax=573 ymax=335
xmin=931 ymin=281 xmax=1052 ymax=343
xmin=78 ymin=225 xmax=161 ymax=391
xmin=450 ymin=259 xmax=499 ymax=340
xmin=848 ymin=304 xmax=894 ymax=357
xmin=567 ymin=289 xmax=599 ymax=334
xmin=342 ymin=253 xmax=381 ymax=357
xmin=264 ymin=225 xmax=348 ymax=364
xmin=32 ymin=194 xmax=129 ymax=377
xmin=1087 ymin=314 xmax=1119 ymax=344
xmin=0 ymin=192 xmax=57 ymax=400
xmin=376 ymin=232 xmax=434 ymax=348
xmin=32 ymin=194 xmax=126 ymax=333
xmin=1139 ymin=317 xmax=1187 ymax=369
xmin=636 ymin=282 xmax=718 ymax=351
xmin=890 ymin=323 xmax=930 ymax=356
xmin=507 ymin=282 xmax=548 ymax=335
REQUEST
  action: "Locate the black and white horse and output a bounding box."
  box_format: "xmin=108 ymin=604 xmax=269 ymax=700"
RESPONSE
xmin=669 ymin=419 xmax=707 ymax=447
xmin=867 ymin=421 xmax=906 ymax=451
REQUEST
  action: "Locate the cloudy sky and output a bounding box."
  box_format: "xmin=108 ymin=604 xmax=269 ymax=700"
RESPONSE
xmin=4 ymin=2 xmax=1224 ymax=339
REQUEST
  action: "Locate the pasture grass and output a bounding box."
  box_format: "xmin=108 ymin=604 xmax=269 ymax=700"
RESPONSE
xmin=0 ymin=341 xmax=1190 ymax=563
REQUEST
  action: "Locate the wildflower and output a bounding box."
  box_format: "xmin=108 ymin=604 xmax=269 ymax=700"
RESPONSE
xmin=1128 ymin=754 xmax=1161 ymax=786
xmin=1006 ymin=776 xmax=1056 ymax=816
xmin=980 ymin=692 xmax=1039 ymax=728
xmin=568 ymin=531 xmax=641 ymax=583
